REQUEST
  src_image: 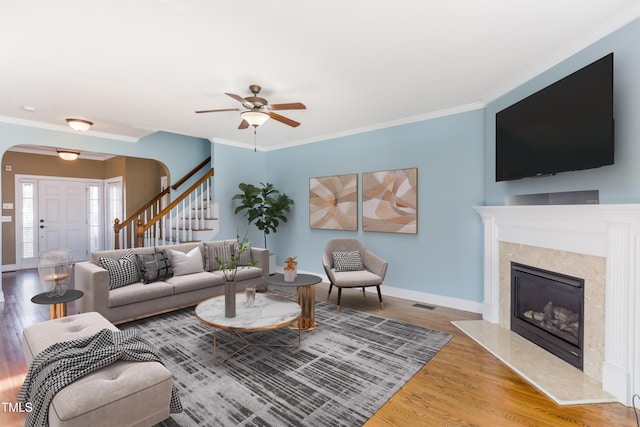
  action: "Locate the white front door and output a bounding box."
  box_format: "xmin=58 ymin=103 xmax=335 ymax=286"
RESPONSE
xmin=38 ymin=179 xmax=88 ymax=262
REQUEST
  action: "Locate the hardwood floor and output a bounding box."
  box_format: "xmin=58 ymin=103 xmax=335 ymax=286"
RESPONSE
xmin=1 ymin=270 xmax=637 ymax=426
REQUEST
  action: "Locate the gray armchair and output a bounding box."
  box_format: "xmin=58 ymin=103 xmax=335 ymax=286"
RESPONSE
xmin=322 ymin=238 xmax=388 ymax=312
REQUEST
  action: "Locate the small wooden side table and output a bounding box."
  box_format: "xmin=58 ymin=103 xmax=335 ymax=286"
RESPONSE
xmin=265 ymin=273 xmax=322 ymax=331
xmin=31 ymin=289 xmax=84 ymax=319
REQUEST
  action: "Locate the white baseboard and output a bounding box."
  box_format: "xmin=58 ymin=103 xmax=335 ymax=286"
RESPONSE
xmin=2 ymin=264 xmax=18 ymax=272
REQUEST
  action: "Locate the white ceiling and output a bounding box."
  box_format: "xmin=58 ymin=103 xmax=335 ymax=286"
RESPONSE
xmin=2 ymin=0 xmax=639 ymax=151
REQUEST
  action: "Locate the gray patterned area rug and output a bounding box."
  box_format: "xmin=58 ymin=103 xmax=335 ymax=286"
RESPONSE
xmin=120 ymin=296 xmax=452 ymax=427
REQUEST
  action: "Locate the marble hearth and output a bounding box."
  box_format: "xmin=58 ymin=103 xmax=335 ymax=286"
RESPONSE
xmin=467 ymin=205 xmax=640 ymax=406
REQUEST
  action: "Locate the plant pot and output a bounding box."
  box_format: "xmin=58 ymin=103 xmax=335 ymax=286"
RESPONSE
xmin=224 ymin=280 xmax=236 ymax=318
xmin=284 ymin=270 xmax=295 ymax=282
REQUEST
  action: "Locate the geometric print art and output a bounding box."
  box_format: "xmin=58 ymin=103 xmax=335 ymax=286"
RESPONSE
xmin=309 ymin=174 xmax=358 ymax=230
xmin=362 ymin=167 xmax=417 ymax=233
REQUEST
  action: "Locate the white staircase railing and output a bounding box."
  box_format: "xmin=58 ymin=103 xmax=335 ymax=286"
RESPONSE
xmin=113 ymin=168 xmax=214 ymax=249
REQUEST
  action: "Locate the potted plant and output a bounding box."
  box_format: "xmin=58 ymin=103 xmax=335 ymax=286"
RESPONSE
xmin=215 ymin=233 xmax=258 ymax=282
xmin=232 ymin=182 xmax=294 ymax=250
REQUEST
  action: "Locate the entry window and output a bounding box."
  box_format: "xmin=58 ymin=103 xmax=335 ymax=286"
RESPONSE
xmin=88 ymin=184 xmax=102 ymax=252
xmin=21 ymin=182 xmax=35 ymax=258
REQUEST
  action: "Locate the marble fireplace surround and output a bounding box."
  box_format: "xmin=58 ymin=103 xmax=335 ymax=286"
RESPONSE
xmin=473 ymin=205 xmax=639 ymax=406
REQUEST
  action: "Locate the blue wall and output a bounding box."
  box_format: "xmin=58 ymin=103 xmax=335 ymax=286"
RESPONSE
xmin=485 ymin=19 xmax=640 ymax=205
xmin=211 ymin=143 xmax=267 ymax=246
xmin=214 ymin=110 xmax=486 ymax=304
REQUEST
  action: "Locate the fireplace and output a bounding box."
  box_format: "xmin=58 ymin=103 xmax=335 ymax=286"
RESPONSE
xmin=511 ymin=262 xmax=584 ymax=370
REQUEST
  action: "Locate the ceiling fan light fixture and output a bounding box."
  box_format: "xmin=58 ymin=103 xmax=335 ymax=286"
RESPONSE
xmin=57 ymin=149 xmax=80 ymax=161
xmin=65 ymin=118 xmax=93 ymax=132
xmin=240 ymin=110 xmax=270 ymax=127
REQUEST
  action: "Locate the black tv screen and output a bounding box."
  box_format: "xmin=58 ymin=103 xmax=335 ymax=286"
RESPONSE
xmin=496 ymin=53 xmax=614 ymax=182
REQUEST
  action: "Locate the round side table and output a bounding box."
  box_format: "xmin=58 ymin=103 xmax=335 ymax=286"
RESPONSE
xmin=265 ymin=273 xmax=322 ymax=331
xmin=31 ymin=289 xmax=84 ymax=319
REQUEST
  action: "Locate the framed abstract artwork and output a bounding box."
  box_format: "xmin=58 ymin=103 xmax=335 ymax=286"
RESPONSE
xmin=309 ymin=174 xmax=358 ymax=230
xmin=362 ymin=167 xmax=417 ymax=233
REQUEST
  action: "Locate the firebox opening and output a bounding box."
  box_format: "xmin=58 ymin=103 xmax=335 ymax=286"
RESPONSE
xmin=511 ymin=262 xmax=584 ymax=370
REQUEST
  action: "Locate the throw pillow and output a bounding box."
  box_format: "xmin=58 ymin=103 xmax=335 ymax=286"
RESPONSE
xmin=136 ymin=250 xmax=173 ymax=284
xmin=170 ymin=247 xmax=204 ymax=276
xmin=98 ymin=250 xmax=141 ymax=290
xmin=213 ymin=243 xmax=234 ymax=269
xmin=235 ymin=242 xmax=253 ymax=266
xmin=332 ymin=250 xmax=364 ymax=272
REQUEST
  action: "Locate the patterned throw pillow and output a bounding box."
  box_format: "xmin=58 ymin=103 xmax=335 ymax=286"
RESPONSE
xmin=235 ymin=242 xmax=252 ymax=266
xmin=98 ymin=250 xmax=141 ymax=290
xmin=136 ymin=250 xmax=173 ymax=284
xmin=213 ymin=243 xmax=234 ymax=269
xmin=332 ymin=250 xmax=364 ymax=272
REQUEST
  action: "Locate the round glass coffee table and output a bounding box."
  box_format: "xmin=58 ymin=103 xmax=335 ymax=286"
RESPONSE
xmin=195 ymin=293 xmax=301 ymax=365
xmin=265 ymin=273 xmax=322 ymax=331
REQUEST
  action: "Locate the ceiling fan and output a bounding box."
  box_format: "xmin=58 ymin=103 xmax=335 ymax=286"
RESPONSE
xmin=195 ymin=84 xmax=306 ymax=129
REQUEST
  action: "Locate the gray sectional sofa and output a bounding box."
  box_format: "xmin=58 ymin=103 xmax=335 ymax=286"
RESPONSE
xmin=74 ymin=240 xmax=269 ymax=324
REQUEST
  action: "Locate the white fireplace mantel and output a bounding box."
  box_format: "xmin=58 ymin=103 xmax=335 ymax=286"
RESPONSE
xmin=474 ymin=204 xmax=640 ymax=406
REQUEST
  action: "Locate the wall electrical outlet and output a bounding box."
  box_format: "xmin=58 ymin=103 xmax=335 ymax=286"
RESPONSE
xmin=2 ymin=203 xmax=13 ymax=209
xmin=2 ymin=216 xmax=12 ymax=223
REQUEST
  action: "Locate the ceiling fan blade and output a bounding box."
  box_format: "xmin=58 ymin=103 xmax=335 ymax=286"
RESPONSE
xmin=269 ymin=102 xmax=306 ymax=111
xmin=270 ymin=112 xmax=300 ymax=127
xmin=195 ymin=108 xmax=241 ymax=113
xmin=238 ymin=119 xmax=249 ymax=129
xmin=226 ymin=93 xmax=248 ymax=104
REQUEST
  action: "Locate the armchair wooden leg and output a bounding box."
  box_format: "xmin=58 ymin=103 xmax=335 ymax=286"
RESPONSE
xmin=336 ymin=288 xmax=342 ymax=313
xmin=328 ymin=283 xmax=333 ymax=297
xmin=362 ymin=287 xmax=366 ymax=297
xmin=376 ymin=285 xmax=384 ymax=310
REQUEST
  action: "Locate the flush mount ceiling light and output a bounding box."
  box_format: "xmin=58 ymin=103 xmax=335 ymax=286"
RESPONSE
xmin=240 ymin=110 xmax=270 ymax=127
xmin=57 ymin=149 xmax=80 ymax=161
xmin=65 ymin=118 xmax=93 ymax=132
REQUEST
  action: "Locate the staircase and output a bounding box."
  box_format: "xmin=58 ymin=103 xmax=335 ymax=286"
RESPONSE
xmin=113 ymin=158 xmax=218 ymax=249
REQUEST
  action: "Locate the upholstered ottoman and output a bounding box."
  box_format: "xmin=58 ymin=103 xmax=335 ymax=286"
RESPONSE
xmin=21 ymin=312 xmax=173 ymax=427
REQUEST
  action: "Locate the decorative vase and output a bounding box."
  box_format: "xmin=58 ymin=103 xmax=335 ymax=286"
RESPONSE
xmin=37 ymin=249 xmax=73 ymax=297
xmin=224 ymin=280 xmax=236 ymax=318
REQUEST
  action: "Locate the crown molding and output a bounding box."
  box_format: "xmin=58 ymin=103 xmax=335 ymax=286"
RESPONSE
xmin=0 ymin=115 xmax=139 ymax=143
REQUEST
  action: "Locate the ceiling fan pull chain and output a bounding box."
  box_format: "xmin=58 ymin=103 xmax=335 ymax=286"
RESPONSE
xmin=254 ymin=127 xmax=257 ymax=152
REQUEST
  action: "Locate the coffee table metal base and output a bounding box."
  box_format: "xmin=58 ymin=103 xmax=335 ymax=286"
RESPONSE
xmin=212 ymin=327 xmax=301 ymax=366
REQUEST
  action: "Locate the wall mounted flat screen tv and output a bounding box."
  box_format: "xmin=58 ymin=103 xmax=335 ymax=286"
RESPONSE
xmin=496 ymin=53 xmax=614 ymax=182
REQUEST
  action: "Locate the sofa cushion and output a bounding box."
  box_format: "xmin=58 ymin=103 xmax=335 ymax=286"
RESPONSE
xmin=169 ymin=247 xmax=204 ymax=276
xmin=165 ymin=271 xmax=223 ymax=294
xmin=109 ymin=281 xmax=174 ymax=308
xmin=332 ymin=270 xmax=382 ymax=287
xmin=212 ymin=266 xmax=263 ymax=282
xmin=137 ymin=249 xmax=173 ymax=284
xmin=22 ymin=312 xmax=118 ymax=363
xmin=332 ymin=250 xmax=364 ymax=272
xmin=98 ymin=250 xmax=142 ymax=289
